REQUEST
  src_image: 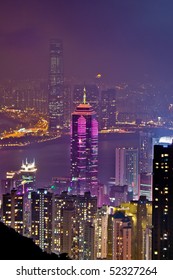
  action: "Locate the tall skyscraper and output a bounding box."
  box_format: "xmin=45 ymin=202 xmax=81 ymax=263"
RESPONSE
xmin=48 ymin=39 xmax=64 ymax=131
xmin=70 ymin=87 xmax=98 ymax=195
xmin=152 ymin=144 xmax=173 ymax=260
xmin=115 ymin=147 xmax=139 ymax=199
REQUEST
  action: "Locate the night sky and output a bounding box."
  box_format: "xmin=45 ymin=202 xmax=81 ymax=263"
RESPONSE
xmin=1 ymin=0 xmax=173 ymax=82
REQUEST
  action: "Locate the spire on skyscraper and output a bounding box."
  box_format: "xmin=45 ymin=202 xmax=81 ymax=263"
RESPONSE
xmin=83 ymin=86 xmax=87 ymax=104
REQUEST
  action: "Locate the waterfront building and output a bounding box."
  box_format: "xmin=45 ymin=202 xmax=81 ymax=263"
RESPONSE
xmin=70 ymin=87 xmax=98 ymax=195
xmin=115 ymin=147 xmax=139 ymax=199
xmin=48 ymin=39 xmax=64 ymax=131
xmin=152 ymin=144 xmax=173 ymax=259
xmin=100 ymin=88 xmax=116 ymax=130
xmin=139 ymin=131 xmax=153 ymax=174
xmin=19 ymin=159 xmax=37 ymax=192
xmin=31 ymin=189 xmax=53 ymax=253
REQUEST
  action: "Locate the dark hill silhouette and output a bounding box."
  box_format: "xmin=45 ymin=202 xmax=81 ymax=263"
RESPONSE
xmin=0 ymin=221 xmax=70 ymax=260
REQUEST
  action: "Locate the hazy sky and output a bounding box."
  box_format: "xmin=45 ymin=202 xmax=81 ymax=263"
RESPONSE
xmin=1 ymin=0 xmax=173 ymax=82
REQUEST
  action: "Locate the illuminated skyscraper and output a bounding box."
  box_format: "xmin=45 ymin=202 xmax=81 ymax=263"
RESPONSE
xmin=70 ymin=87 xmax=98 ymax=195
xmin=19 ymin=159 xmax=37 ymax=192
xmin=152 ymin=144 xmax=173 ymax=260
xmin=48 ymin=39 xmax=64 ymax=131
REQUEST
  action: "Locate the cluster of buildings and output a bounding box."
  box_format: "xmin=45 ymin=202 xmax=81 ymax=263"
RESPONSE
xmin=0 ymin=39 xmax=173 ymax=260
xmin=2 ymin=39 xmax=173 ymax=136
xmin=0 ymin=82 xmax=173 ymax=260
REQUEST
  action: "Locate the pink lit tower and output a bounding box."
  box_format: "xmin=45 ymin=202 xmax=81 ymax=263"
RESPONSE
xmin=70 ymin=87 xmax=98 ymax=195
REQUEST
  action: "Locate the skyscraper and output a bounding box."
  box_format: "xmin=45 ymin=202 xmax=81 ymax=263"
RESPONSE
xmin=152 ymin=144 xmax=173 ymax=260
xmin=70 ymin=87 xmax=98 ymax=195
xmin=115 ymin=147 xmax=139 ymax=199
xmin=48 ymin=39 xmax=64 ymax=131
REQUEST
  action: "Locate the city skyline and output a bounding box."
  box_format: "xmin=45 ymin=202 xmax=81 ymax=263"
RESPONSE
xmin=1 ymin=0 xmax=173 ymax=261
xmin=1 ymin=1 xmax=173 ymax=83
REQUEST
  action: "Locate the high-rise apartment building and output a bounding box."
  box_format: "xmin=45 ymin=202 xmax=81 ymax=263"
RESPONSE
xmin=48 ymin=39 xmax=64 ymax=131
xmin=2 ymin=189 xmax=24 ymax=235
xmin=70 ymin=88 xmax=98 ymax=195
xmin=152 ymin=144 xmax=173 ymax=259
xmin=95 ymin=205 xmax=109 ymax=259
xmin=31 ymin=189 xmax=53 ymax=253
xmin=115 ymin=147 xmax=139 ymax=199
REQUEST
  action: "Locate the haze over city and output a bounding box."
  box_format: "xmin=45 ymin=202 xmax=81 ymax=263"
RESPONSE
xmin=1 ymin=0 xmax=173 ymax=82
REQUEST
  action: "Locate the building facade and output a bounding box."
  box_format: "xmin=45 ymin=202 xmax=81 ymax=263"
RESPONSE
xmin=152 ymin=144 xmax=173 ymax=259
xmin=70 ymin=88 xmax=98 ymax=195
xmin=48 ymin=39 xmax=64 ymax=131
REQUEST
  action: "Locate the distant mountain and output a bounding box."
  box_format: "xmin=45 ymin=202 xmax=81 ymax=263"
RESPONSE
xmin=0 ymin=221 xmax=70 ymax=260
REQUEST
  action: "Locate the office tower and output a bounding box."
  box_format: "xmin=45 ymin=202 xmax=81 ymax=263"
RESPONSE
xmin=73 ymin=84 xmax=99 ymax=119
xmin=31 ymin=189 xmax=53 ymax=253
xmin=107 ymin=211 xmax=132 ymax=260
xmin=48 ymin=39 xmax=64 ymax=131
xmin=100 ymin=88 xmax=116 ymax=130
xmin=152 ymin=144 xmax=173 ymax=260
xmin=115 ymin=147 xmax=139 ymax=199
xmin=70 ymin=88 xmax=98 ymax=195
xmin=139 ymin=131 xmax=153 ymax=174
xmin=2 ymin=189 xmax=24 ymax=235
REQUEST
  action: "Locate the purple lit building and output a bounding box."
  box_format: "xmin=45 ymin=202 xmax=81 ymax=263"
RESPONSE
xmin=70 ymin=87 xmax=98 ymax=195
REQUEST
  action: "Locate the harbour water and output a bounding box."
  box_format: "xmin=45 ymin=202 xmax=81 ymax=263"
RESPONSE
xmin=0 ymin=133 xmax=139 ymax=186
